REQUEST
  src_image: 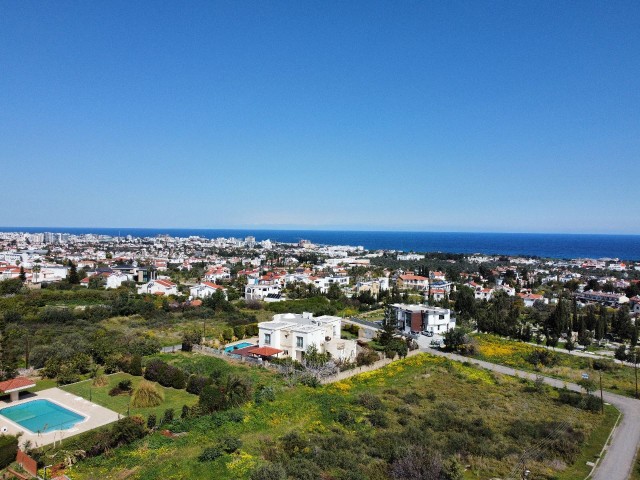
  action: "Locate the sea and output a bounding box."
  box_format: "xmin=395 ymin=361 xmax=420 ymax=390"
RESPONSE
xmin=2 ymin=227 xmax=640 ymax=261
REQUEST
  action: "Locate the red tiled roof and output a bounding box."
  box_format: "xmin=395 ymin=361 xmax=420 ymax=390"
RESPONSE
xmin=248 ymin=346 xmax=283 ymax=357
xmin=202 ymin=282 xmax=225 ymax=289
xmin=0 ymin=377 xmax=36 ymax=393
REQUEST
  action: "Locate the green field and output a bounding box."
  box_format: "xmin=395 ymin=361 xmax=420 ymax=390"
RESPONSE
xmin=67 ymin=353 xmax=615 ymax=480
xmin=472 ymin=334 xmax=640 ymax=398
xmin=62 ymin=372 xmax=198 ymax=419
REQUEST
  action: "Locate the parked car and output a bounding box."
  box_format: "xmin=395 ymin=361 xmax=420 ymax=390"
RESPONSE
xmin=430 ymin=339 xmax=442 ymax=347
xmin=421 ymin=331 xmax=434 ymax=337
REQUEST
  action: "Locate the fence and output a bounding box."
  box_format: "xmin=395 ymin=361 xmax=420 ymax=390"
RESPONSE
xmin=320 ymin=348 xmax=422 ymax=384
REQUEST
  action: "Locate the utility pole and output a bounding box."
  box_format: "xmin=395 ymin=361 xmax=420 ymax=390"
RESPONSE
xmin=599 ymin=370 xmax=604 ymax=414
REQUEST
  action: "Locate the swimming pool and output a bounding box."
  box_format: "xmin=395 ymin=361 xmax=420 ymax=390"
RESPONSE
xmin=224 ymin=342 xmax=255 ymax=353
xmin=0 ymin=399 xmax=86 ymax=433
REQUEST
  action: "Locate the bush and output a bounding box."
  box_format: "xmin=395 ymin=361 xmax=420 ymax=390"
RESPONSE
xmin=368 ymin=411 xmax=389 ymax=428
xmin=131 ymin=380 xmax=164 ymax=408
xmin=118 ymin=379 xmax=133 ymax=391
xmin=357 ymin=393 xmax=384 ymax=411
xmin=110 ymin=416 xmax=147 ymax=446
xmin=186 ymin=374 xmax=212 ymax=395
xmin=526 ymin=349 xmax=559 ymax=367
xmin=220 ymin=435 xmax=242 ymax=453
xmin=163 ymin=408 xmax=174 ymax=424
xmin=255 ymin=385 xmax=276 ymax=405
xmin=251 ymin=463 xmax=287 ymax=480
xmin=591 ymin=358 xmax=617 ymax=371
xmin=181 ymin=404 xmax=190 ymax=419
xmin=147 ymin=414 xmax=157 ymax=429
xmin=356 ymin=350 xmax=379 ymax=366
xmin=144 ymin=359 xmax=168 ymax=382
xmin=198 ymin=446 xmax=223 ymax=462
xmin=0 ymin=435 xmax=18 ymax=469
xmin=129 ymin=355 xmax=143 ymax=376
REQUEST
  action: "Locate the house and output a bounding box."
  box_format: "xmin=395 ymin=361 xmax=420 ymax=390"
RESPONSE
xmin=475 ymin=287 xmax=494 ymax=301
xmin=397 ymin=274 xmax=429 ymax=292
xmin=204 ymin=266 xmax=231 ymax=282
xmin=106 ymin=273 xmax=131 ymax=289
xmin=245 ymin=283 xmax=282 ymax=301
xmin=258 ymin=312 xmax=357 ymax=362
xmin=190 ymin=282 xmax=228 ymax=300
xmin=628 ymin=296 xmax=640 ymax=314
xmin=430 ymin=271 xmax=446 ymax=281
xmin=137 ymin=279 xmax=178 ymax=296
xmin=312 ymin=276 xmax=350 ymax=294
xmin=517 ymin=293 xmax=548 ymax=308
xmin=575 ymin=291 xmax=629 ymax=308
xmin=390 ymin=304 xmax=456 ymax=335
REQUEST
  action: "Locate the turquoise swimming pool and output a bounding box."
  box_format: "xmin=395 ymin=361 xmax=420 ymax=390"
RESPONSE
xmin=0 ymin=399 xmax=85 ymax=433
xmin=224 ymin=342 xmax=254 ymax=353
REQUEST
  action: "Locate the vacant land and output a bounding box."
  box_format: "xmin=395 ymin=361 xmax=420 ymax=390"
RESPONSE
xmin=472 ymin=334 xmax=640 ymax=398
xmin=67 ymin=353 xmax=615 ymax=480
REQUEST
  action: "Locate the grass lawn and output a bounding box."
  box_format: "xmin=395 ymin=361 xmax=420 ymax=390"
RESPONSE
xmin=31 ymin=378 xmax=58 ymax=392
xmin=68 ymin=353 xmax=617 ymax=480
xmin=472 ymin=334 xmax=640 ymax=398
xmin=61 ymin=373 xmax=198 ymax=419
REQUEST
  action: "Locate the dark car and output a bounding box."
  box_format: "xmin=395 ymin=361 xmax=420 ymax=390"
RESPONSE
xmin=421 ymin=331 xmax=434 ymax=337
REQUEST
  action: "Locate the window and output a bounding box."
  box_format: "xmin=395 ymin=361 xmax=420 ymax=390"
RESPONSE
xmin=296 ymin=336 xmax=304 ymax=348
xmin=439 ymin=315 xmax=445 ymax=320
xmin=264 ymin=333 xmax=271 ymax=345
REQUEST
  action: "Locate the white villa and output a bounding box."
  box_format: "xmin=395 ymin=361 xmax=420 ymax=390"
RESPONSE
xmin=106 ymin=272 xmax=131 ymax=289
xmin=190 ymin=281 xmax=228 ymax=299
xmin=258 ymin=312 xmax=357 ymax=362
xmin=245 ymin=283 xmax=282 ymax=301
xmin=137 ymin=279 xmax=178 ymax=296
xmin=390 ymin=303 xmax=456 ymax=335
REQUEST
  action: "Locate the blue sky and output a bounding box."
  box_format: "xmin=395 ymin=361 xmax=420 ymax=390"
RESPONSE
xmin=1 ymin=1 xmax=639 ymax=234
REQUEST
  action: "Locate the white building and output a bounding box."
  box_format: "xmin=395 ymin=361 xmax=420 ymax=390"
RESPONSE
xmin=137 ymin=279 xmax=178 ymax=296
xmin=204 ymin=266 xmax=231 ymax=282
xmin=190 ymin=282 xmax=228 ymax=299
xmin=106 ymin=273 xmax=131 ymax=289
xmin=258 ymin=312 xmax=357 ymax=362
xmin=312 ymin=276 xmax=350 ymax=294
xmin=391 ymin=303 xmax=456 ymax=335
xmin=245 ymin=283 xmax=282 ymax=301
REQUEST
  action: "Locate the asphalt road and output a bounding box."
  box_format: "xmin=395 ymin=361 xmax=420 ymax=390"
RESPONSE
xmin=424 ymin=347 xmax=640 ymax=480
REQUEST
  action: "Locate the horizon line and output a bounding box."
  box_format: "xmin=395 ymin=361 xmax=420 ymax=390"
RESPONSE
xmin=1 ymin=225 xmax=640 ymax=237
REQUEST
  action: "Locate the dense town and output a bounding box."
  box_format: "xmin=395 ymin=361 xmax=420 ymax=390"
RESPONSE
xmin=1 ymin=230 xmax=640 ymax=479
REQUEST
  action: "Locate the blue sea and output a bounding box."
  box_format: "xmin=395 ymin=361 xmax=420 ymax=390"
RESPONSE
xmin=2 ymin=227 xmax=640 ymax=260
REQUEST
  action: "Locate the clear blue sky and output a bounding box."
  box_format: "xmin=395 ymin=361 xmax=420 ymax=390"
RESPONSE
xmin=1 ymin=1 xmax=639 ymax=234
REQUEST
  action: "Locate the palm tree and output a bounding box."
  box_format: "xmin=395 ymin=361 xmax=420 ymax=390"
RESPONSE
xmin=222 ymin=374 xmax=252 ymax=409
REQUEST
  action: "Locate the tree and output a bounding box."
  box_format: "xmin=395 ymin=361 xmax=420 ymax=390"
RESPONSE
xmin=68 ymin=261 xmax=80 ymax=285
xmin=0 ymin=317 xmax=18 ymax=381
xmin=454 ymin=286 xmax=476 ymax=326
xmin=18 ymin=266 xmax=26 ymax=283
xmin=379 ymin=304 xmax=397 ymax=346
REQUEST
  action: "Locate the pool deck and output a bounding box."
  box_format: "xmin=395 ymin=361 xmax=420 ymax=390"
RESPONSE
xmin=0 ymin=387 xmax=120 ymax=447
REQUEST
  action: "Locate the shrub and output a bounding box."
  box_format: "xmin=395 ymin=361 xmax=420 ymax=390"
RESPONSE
xmin=129 ymin=355 xmax=143 ymax=376
xmin=198 ymin=446 xmax=223 ymax=462
xmin=357 ymin=393 xmax=384 ymax=411
xmin=368 ymin=411 xmax=389 ymax=428
xmin=220 ymin=435 xmax=242 ymax=453
xmin=147 ymin=414 xmax=157 ymax=429
xmin=144 ymin=359 xmax=168 ymax=382
xmin=250 ymin=463 xmax=287 ymax=480
xmin=131 ymin=380 xmax=164 ymax=408
xmin=336 ymin=410 xmax=356 ymax=426
xmin=162 ymin=408 xmax=174 ymax=424
xmin=118 ymin=379 xmax=133 ymax=391
xmin=110 ymin=416 xmax=147 ymax=446
xmin=181 ymin=404 xmax=190 ymax=419
xmin=526 ymin=349 xmax=559 ymax=367
xmin=591 ymin=358 xmax=617 ymax=371
xmin=299 ymin=374 xmax=320 ymax=388
xmin=0 ymin=435 xmax=18 ymax=469
xmin=186 ymin=374 xmax=212 ymax=395
xmin=92 ymin=374 xmax=108 ymax=387
xmin=356 ymin=350 xmax=379 ymax=366
xmin=255 ymin=385 xmax=276 ymax=405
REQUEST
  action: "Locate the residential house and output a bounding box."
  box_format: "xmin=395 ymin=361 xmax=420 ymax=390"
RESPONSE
xmin=390 ymin=303 xmax=456 ymax=335
xmin=137 ymin=279 xmax=178 ymax=296
xmin=258 ymin=312 xmax=357 ymax=362
xmin=190 ymin=282 xmax=228 ymax=300
xmin=575 ymin=291 xmax=629 ymax=308
xmin=397 ymin=274 xmax=429 ymax=292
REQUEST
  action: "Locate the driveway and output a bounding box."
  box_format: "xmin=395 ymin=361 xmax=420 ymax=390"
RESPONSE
xmin=424 ymin=347 xmax=640 ymax=480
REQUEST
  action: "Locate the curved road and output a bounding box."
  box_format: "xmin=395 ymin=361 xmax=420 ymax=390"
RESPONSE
xmin=424 ymin=348 xmax=640 ymax=480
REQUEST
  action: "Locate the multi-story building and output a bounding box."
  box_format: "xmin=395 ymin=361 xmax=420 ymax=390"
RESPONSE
xmin=258 ymin=312 xmax=357 ymax=362
xmin=390 ymin=303 xmax=456 ymax=335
